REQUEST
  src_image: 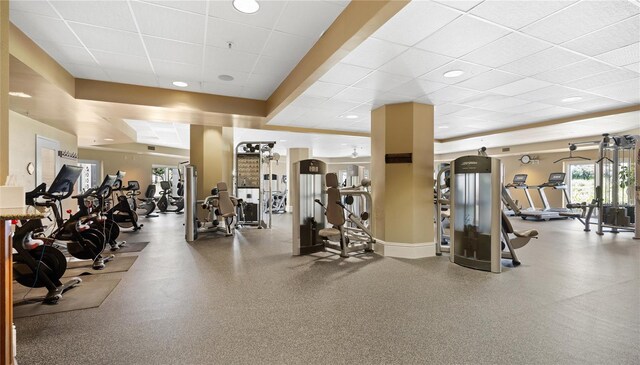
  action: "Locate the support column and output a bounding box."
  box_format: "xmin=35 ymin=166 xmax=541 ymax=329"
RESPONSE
xmin=287 ymin=148 xmax=310 ymax=211
xmin=371 ymin=102 xmax=434 ymax=258
xmin=189 ymin=125 xmax=234 ymax=202
xmin=1 ymin=1 xmax=13 ymax=364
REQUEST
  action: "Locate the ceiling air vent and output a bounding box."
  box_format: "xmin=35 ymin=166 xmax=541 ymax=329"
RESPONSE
xmin=148 ymin=146 xmax=156 ymax=151
xmin=502 ymin=147 xmax=510 ymax=152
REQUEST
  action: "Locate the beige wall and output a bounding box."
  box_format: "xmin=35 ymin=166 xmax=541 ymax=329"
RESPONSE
xmin=78 ymin=148 xmax=186 ymax=192
xmin=8 ymin=110 xmax=77 ymax=189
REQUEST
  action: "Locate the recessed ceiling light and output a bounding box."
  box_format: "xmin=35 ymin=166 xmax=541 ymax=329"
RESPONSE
xmin=104 ymin=138 xmax=114 ymax=141
xmin=172 ymin=81 xmax=188 ymax=87
xmin=340 ymin=114 xmax=358 ymax=119
xmin=233 ymin=0 xmax=259 ymax=14
xmin=218 ymin=74 xmax=234 ymax=81
xmin=561 ymin=96 xmax=583 ymax=103
xmin=438 ymin=125 xmax=449 ymax=129
xmin=8 ymin=91 xmax=32 ymax=98
xmin=443 ymin=70 xmax=464 ymax=78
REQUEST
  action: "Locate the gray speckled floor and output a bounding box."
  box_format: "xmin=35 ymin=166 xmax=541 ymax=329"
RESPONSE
xmin=14 ymin=213 xmax=640 ymax=365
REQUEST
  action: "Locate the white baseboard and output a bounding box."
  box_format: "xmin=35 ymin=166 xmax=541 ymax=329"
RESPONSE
xmin=375 ymin=240 xmax=436 ymax=259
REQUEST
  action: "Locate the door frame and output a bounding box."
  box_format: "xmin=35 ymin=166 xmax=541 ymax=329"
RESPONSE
xmin=35 ymin=135 xmax=60 ymax=186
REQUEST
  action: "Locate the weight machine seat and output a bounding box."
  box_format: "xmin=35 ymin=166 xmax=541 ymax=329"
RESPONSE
xmin=325 ymin=173 xmax=339 ymax=189
xmin=513 ymin=229 xmax=539 ymax=238
xmin=319 ymin=227 xmax=341 ymax=237
xmin=501 ymin=212 xmax=539 ymax=238
xmin=216 ymin=182 xmax=236 ymax=218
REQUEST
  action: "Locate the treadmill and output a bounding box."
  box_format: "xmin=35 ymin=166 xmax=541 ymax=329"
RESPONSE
xmin=504 ymin=174 xmax=535 ymax=215
xmin=520 ymin=173 xmax=564 ymax=221
xmin=538 ymin=172 xmax=583 ymax=219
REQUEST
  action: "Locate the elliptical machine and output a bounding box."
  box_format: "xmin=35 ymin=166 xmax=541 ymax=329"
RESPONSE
xmin=106 ymin=171 xmax=143 ymax=230
xmin=12 ymin=219 xmax=82 ymax=304
xmin=26 ymin=164 xmax=113 ymax=270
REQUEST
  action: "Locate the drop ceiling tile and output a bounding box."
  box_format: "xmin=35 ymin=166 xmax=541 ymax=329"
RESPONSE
xmin=206 ymin=18 xmax=269 ymax=54
xmin=389 ymin=79 xmax=448 ymax=99
xmin=352 ymin=71 xmax=412 ymax=92
xmin=457 ymin=93 xmax=505 ymax=108
xmin=521 ymin=1 xmax=639 ymax=44
xmin=478 ymin=97 xmax=530 ymax=111
xmin=244 ymin=72 xmax=281 ymax=87
xmin=11 ymin=10 xmax=81 ymax=46
xmin=202 ymin=81 xmax=245 ymax=97
xmin=251 ymin=55 xmax=297 ymax=82
xmin=315 ymin=100 xmax=363 ymax=114
xmin=434 ymin=1 xmax=483 ymax=12
xmin=144 ymin=37 xmax=203 ymax=65
xmin=537 ymin=90 xmax=601 ymax=107
xmin=624 ymin=62 xmax=640 ymax=73
xmin=209 ymin=0 xmax=286 ymax=29
xmin=515 ymin=85 xmax=576 ymax=102
xmin=422 ymin=86 xmax=481 ymax=104
xmin=373 ymin=1 xmax=460 ymax=46
xmin=93 ymin=50 xmax=153 ymax=73
xmin=37 ymin=42 xmax=97 ymax=66
xmin=415 ymin=15 xmax=510 ymax=58
xmin=595 ymin=42 xmax=640 ymax=66
xmin=332 ymin=87 xmax=379 ymax=104
xmin=70 ymin=23 xmax=146 ymax=56
xmin=379 ymin=49 xmax=453 ymax=78
xmin=450 ymin=107 xmax=494 ymax=119
xmin=275 ymin=1 xmax=344 ymax=38
xmin=565 ymin=97 xmax=629 ymax=113
xmin=499 ymin=47 xmax=585 ymax=76
xmin=106 ymin=69 xmax=158 ymax=87
xmin=261 ymin=31 xmax=315 ymax=61
xmin=63 ymin=63 xmax=110 ymax=81
xmin=589 ymin=78 xmax=640 ymax=103
xmin=152 ymin=59 xmax=202 ymax=80
xmin=240 ymin=84 xmax=273 ymax=100
xmin=346 ymin=103 xmax=374 ymax=116
xmin=292 ymin=95 xmax=330 ymax=108
xmin=131 ymin=1 xmax=205 ymax=44
xmin=462 ymin=32 xmax=550 ymax=68
xmin=420 ymin=59 xmax=491 ymax=85
xmin=502 ymin=102 xmax=554 ymax=114
xmin=535 ymin=59 xmax=613 ymax=84
xmin=436 ymin=104 xmax=470 ymax=115
xmin=53 ymin=1 xmax=137 ymax=32
xmin=341 ymin=38 xmax=409 ymax=69
xmin=304 ymin=82 xmax=347 ymax=98
xmin=563 ymin=15 xmax=640 ymax=57
xmin=204 ymin=46 xmax=259 ymax=73
xmin=141 ymin=1 xmax=208 ymax=15
xmin=371 ymin=93 xmax=413 ymax=107
xmin=477 ymin=111 xmax=521 ymax=123
xmin=488 ymin=78 xmax=552 ymax=96
xmin=319 ymin=63 xmax=373 ymax=85
xmin=471 ymin=1 xmax=576 ymax=30
xmin=565 ymin=68 xmax=639 ymax=90
xmin=10 ymin=0 xmax=57 ymax=17
xmin=455 ymin=70 xmax=521 ymax=91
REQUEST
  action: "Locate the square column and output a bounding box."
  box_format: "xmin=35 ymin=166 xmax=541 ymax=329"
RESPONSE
xmin=371 ymin=102 xmax=435 ymax=258
xmin=189 ymin=125 xmax=234 ymax=202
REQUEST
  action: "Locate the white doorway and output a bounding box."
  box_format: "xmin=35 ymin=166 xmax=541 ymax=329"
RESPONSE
xmin=36 ymin=136 xmax=60 ymax=186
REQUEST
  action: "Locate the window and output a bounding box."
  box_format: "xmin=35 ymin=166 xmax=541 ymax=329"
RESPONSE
xmin=78 ymin=160 xmax=99 ymax=192
xmin=567 ymin=162 xmax=596 ymax=204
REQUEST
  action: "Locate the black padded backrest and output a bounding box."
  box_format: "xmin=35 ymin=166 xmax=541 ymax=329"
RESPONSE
xmin=144 ymin=184 xmax=156 ymax=198
xmin=160 ymin=181 xmax=171 ymax=191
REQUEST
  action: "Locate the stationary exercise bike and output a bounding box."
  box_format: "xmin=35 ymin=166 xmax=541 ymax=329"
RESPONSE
xmin=106 ymin=171 xmax=143 ymax=230
xmin=156 ymin=180 xmax=184 ymax=213
xmin=27 ymin=164 xmax=112 ymax=270
xmin=128 ymin=181 xmax=158 ymax=217
xmin=12 ymin=219 xmax=82 ymax=304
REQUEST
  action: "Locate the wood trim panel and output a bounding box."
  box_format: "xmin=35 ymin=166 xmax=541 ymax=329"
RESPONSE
xmin=1 ymin=221 xmax=13 ymax=365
